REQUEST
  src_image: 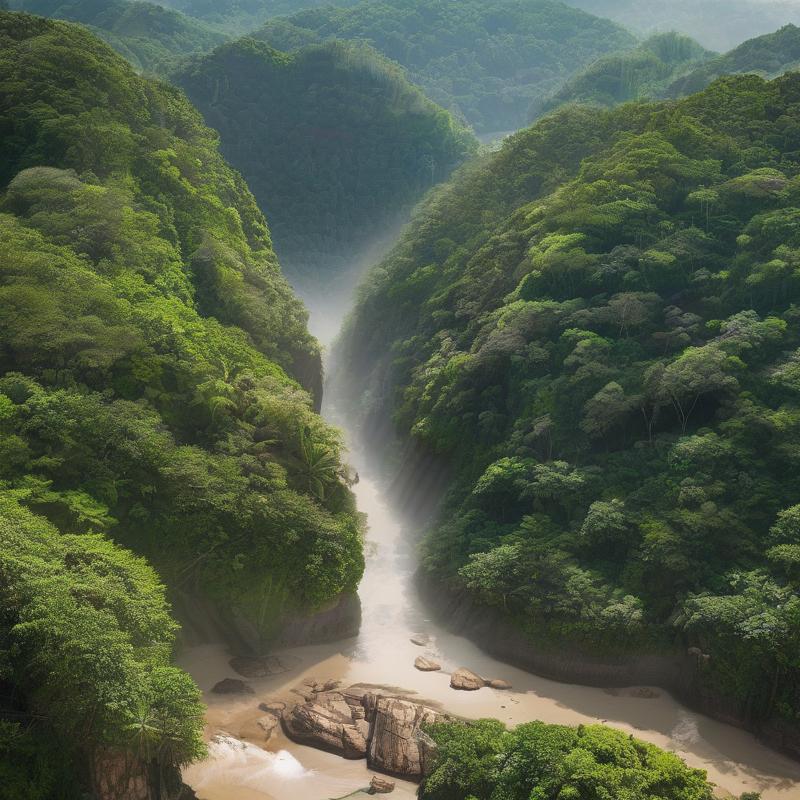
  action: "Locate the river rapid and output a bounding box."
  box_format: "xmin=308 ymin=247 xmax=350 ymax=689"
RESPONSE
xmin=180 ymin=312 xmax=800 ymax=800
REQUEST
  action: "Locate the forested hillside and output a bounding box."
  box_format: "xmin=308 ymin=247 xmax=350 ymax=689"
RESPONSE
xmin=665 ymin=24 xmax=800 ymax=99
xmin=536 ymin=32 xmax=712 ymax=116
xmin=337 ymin=73 xmax=800 ymax=735
xmin=565 ymin=0 xmax=800 ymax=52
xmin=0 ymin=12 xmax=363 ymax=793
xmin=10 ymin=0 xmax=226 ymax=72
xmin=158 ymin=0 xmax=359 ymax=34
xmin=174 ymin=37 xmax=476 ymax=295
xmin=253 ymin=0 xmax=636 ymax=134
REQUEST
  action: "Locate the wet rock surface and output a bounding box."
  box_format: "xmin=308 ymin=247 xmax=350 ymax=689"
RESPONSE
xmin=414 ymin=656 xmax=441 ymax=672
xmin=281 ymin=683 xmax=443 ymax=780
xmin=487 ymin=678 xmax=512 ymax=690
xmin=229 ymin=655 xmax=299 ymax=678
xmin=256 ymin=714 xmax=280 ymax=740
xmin=450 ymin=667 xmax=485 ymax=691
xmin=211 ymin=678 xmax=254 ymax=695
xmin=258 ymin=699 xmax=286 ymax=714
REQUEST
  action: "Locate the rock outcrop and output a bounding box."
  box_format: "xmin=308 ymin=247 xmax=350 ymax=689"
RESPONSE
xmin=414 ymin=656 xmax=441 ymax=672
xmin=281 ymin=690 xmax=370 ymax=758
xmin=368 ymin=696 xmax=438 ymax=778
xmin=369 ymin=775 xmax=396 ymax=793
xmin=450 ymin=668 xmax=485 ymax=691
xmin=256 ymin=714 xmax=280 ymax=740
xmin=281 ymin=684 xmax=443 ymax=780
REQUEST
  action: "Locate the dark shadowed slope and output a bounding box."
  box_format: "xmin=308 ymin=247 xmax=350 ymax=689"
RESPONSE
xmin=174 ymin=37 xmax=477 ymax=297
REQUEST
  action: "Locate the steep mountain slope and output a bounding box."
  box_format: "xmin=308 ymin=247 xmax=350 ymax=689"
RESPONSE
xmin=336 ymin=73 xmax=800 ymax=739
xmin=536 ymin=32 xmax=713 ymax=116
xmin=10 ymin=0 xmax=226 ymax=72
xmin=174 ymin=37 xmax=477 ymax=297
xmin=0 ymin=11 xmax=363 ymax=792
xmin=665 ymin=24 xmax=800 ymax=98
xmin=565 ymin=0 xmax=800 ymax=52
xmin=253 ymin=0 xmax=637 ymax=134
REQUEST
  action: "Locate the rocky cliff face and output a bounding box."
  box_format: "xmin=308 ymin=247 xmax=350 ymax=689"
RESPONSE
xmin=280 ymin=684 xmax=442 ymax=780
xmin=92 ymin=750 xmax=197 ymax=800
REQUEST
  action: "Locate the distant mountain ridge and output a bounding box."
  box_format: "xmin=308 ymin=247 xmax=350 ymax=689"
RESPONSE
xmin=536 ymin=31 xmax=714 ymax=117
xmin=664 ymin=23 xmax=800 ymax=97
xmin=252 ymin=0 xmax=637 ymax=134
xmin=564 ymin=0 xmax=800 ymax=51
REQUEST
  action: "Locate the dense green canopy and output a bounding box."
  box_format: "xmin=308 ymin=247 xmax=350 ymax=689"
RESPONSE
xmin=10 ymin=0 xmax=226 ymax=72
xmin=253 ymin=0 xmax=636 ymax=134
xmin=0 ymin=11 xmax=364 ymax=791
xmin=174 ymin=37 xmax=477 ymax=291
xmin=0 ymin=493 xmax=205 ymax=798
xmin=336 ymin=72 xmax=800 ymax=731
xmin=537 ymin=32 xmax=713 ymax=116
xmin=420 ymin=719 xmax=714 ymax=800
xmin=664 ymin=24 xmax=800 ymax=99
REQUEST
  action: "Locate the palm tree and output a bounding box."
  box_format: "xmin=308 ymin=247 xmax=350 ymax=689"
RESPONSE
xmin=298 ymin=427 xmax=339 ymax=501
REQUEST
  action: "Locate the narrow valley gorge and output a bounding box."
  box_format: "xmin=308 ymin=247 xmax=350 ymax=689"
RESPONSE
xmin=2 ymin=2 xmax=800 ymax=799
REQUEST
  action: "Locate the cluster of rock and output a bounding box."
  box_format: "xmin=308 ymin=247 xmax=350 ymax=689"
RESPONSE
xmin=280 ymin=681 xmax=442 ymax=782
xmin=450 ymin=667 xmax=512 ymax=692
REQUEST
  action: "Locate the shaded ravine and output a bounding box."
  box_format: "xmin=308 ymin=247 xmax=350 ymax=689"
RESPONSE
xmin=181 ymin=317 xmax=800 ymax=800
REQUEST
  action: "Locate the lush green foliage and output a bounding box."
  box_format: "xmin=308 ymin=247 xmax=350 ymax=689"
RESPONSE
xmin=174 ymin=37 xmax=476 ymax=289
xmin=420 ymin=719 xmax=714 ymax=800
xmin=0 ymin=11 xmax=364 ymax=790
xmin=538 ymin=32 xmax=713 ymax=116
xmin=337 ymin=73 xmax=800 ymax=727
xmin=665 ymin=24 xmax=800 ymax=99
xmin=10 ymin=0 xmax=226 ymax=72
xmin=565 ymin=0 xmax=800 ymax=52
xmin=0 ymin=492 xmax=205 ymax=798
xmin=253 ymin=0 xmax=636 ymax=134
